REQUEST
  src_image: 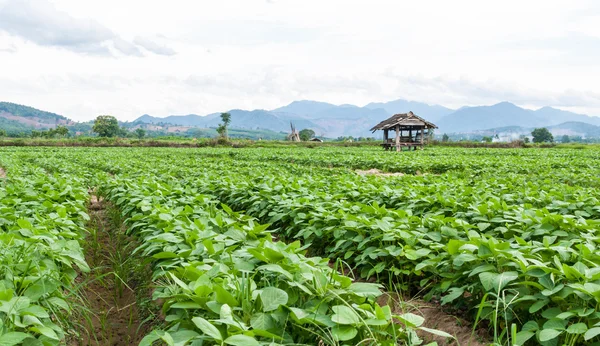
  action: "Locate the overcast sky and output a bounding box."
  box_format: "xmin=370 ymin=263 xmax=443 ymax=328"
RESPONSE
xmin=1 ymin=0 xmax=600 ymax=121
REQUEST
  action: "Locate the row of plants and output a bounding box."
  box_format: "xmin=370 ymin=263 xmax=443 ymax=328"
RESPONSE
xmin=99 ymin=174 xmax=450 ymax=345
xmin=0 ymin=155 xmax=91 ymax=345
xmin=5 ymin=145 xmax=600 ymax=345
xmin=66 ymin=146 xmax=600 ymax=345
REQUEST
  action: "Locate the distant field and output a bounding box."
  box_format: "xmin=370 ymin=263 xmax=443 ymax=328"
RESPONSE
xmin=1 ymin=146 xmax=600 ymax=345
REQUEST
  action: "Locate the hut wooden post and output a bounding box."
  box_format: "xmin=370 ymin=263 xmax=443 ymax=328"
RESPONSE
xmin=384 ymin=129 xmax=388 ymax=142
xmin=420 ymin=128 xmax=424 ymax=146
xmin=395 ymin=125 xmax=400 ymax=152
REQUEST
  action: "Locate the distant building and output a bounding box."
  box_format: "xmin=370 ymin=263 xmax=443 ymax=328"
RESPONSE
xmin=370 ymin=111 xmax=437 ymax=151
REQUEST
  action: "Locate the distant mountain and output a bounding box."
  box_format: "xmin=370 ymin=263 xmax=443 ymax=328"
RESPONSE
xmin=548 ymin=121 xmax=600 ymax=138
xmin=272 ymin=100 xmax=338 ymax=117
xmin=134 ymin=113 xmax=213 ymax=127
xmin=0 ymin=102 xmax=73 ymax=130
xmin=472 ymin=121 xmax=600 ymax=140
xmin=4 ymin=98 xmax=599 ymax=139
xmin=437 ymin=102 xmax=540 ymax=133
xmin=135 ymin=99 xmax=454 ymax=138
xmin=436 ymin=102 xmax=600 ymax=133
xmin=364 ymin=99 xmax=454 ymax=123
xmin=534 ymin=107 xmax=600 ymax=126
xmin=135 ymin=110 xmax=324 ymax=133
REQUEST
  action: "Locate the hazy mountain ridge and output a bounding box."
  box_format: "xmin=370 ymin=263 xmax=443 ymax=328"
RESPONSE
xmin=473 ymin=121 xmax=600 ymax=140
xmin=0 ymin=101 xmax=73 ymax=130
xmin=134 ymin=99 xmax=451 ymax=138
xmin=437 ymin=102 xmax=600 ymax=133
xmin=364 ymin=99 xmax=454 ymax=123
xmin=2 ymin=99 xmax=600 ymax=138
xmin=134 ymin=100 xmax=600 ymax=138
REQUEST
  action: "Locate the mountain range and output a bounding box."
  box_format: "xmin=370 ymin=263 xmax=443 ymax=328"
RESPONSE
xmin=437 ymin=102 xmax=600 ymax=133
xmin=134 ymin=100 xmax=600 ymax=138
xmin=2 ymin=99 xmax=600 ymax=139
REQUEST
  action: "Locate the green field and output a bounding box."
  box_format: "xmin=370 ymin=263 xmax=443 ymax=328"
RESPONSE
xmin=1 ymin=146 xmax=600 ymax=345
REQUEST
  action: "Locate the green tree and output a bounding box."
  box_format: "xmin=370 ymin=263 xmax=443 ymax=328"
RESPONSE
xmin=0 ymin=129 xmax=6 ymax=138
xmin=561 ymin=135 xmax=570 ymax=143
xmin=217 ymin=112 xmax=232 ymax=139
xmin=442 ymin=133 xmax=449 ymax=142
xmin=117 ymin=126 xmax=129 ymax=138
xmin=299 ymin=129 xmax=315 ymax=141
xmin=482 ymin=136 xmax=492 ymax=143
xmin=31 ymin=130 xmax=41 ymax=138
xmin=55 ymin=125 xmax=69 ymax=137
xmin=531 ymin=128 xmax=554 ymax=143
xmin=135 ymin=128 xmax=146 ymax=139
xmin=42 ymin=129 xmax=56 ymax=138
xmin=92 ymin=115 xmax=120 ymax=137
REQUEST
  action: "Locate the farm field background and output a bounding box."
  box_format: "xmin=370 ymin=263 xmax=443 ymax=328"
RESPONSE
xmin=1 ymin=146 xmax=600 ymax=345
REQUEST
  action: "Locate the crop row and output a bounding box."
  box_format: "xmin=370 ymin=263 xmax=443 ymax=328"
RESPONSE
xmin=160 ymin=160 xmax=600 ymax=345
xmin=4 ymin=146 xmax=600 ymax=345
xmin=99 ymin=174 xmax=449 ymax=345
xmin=69 ymin=147 xmax=600 ymax=345
xmin=0 ymin=155 xmax=90 ymax=345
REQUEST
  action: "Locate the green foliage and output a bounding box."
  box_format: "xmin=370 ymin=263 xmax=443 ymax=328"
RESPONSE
xmin=217 ymin=112 xmax=232 ymax=139
xmin=54 ymin=125 xmax=69 ymax=137
xmin=482 ymin=136 xmax=492 ymax=143
xmin=101 ymin=173 xmax=430 ymax=345
xmin=6 ymin=145 xmax=600 ymax=345
xmin=134 ymin=128 xmax=146 ymax=139
xmin=0 ymin=102 xmax=67 ymax=121
xmin=0 ymin=153 xmax=90 ymax=344
xmin=442 ymin=133 xmax=449 ymax=142
xmin=561 ymin=135 xmax=570 ymax=143
xmin=299 ymin=128 xmax=315 ymax=141
xmin=92 ymin=115 xmax=120 ymax=137
xmin=532 ymin=127 xmax=554 ymax=143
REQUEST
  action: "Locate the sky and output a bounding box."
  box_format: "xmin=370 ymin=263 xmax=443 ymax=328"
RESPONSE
xmin=1 ymin=0 xmax=600 ymax=121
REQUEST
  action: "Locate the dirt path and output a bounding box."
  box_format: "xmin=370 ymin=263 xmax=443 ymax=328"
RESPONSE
xmin=378 ymin=293 xmax=488 ymax=346
xmin=71 ymin=194 xmax=153 ymax=345
xmin=356 ymin=168 xmax=405 ymax=177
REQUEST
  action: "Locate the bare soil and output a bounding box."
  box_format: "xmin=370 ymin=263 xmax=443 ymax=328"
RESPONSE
xmin=378 ymin=293 xmax=489 ymax=346
xmin=356 ymin=168 xmax=405 ymax=177
xmin=327 ymin=260 xmax=489 ymax=345
xmin=70 ymin=194 xmax=152 ymax=345
xmin=0 ymin=167 xmax=5 ymax=178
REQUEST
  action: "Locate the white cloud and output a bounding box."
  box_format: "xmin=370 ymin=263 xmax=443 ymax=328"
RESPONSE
xmin=0 ymin=0 xmax=139 ymax=55
xmin=133 ymin=36 xmax=176 ymax=56
xmin=0 ymin=0 xmax=599 ymax=120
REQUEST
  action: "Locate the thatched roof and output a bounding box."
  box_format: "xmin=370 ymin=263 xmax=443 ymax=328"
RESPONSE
xmin=370 ymin=111 xmax=438 ymax=132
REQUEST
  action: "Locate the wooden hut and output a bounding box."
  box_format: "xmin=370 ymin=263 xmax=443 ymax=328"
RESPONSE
xmin=370 ymin=111 xmax=437 ymax=151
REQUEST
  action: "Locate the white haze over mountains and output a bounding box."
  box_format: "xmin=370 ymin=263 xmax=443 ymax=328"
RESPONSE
xmin=0 ymin=0 xmax=600 ymax=121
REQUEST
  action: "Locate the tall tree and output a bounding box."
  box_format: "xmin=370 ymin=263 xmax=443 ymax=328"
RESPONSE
xmin=442 ymin=133 xmax=449 ymax=142
xmin=561 ymin=135 xmax=570 ymax=143
xmin=218 ymin=112 xmax=232 ymax=139
xmin=299 ymin=128 xmax=315 ymax=141
xmin=92 ymin=115 xmax=120 ymax=137
xmin=531 ymin=128 xmax=554 ymax=143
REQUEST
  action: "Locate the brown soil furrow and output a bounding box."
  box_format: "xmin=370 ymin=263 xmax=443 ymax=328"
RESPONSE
xmin=70 ymin=194 xmax=152 ymax=345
